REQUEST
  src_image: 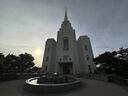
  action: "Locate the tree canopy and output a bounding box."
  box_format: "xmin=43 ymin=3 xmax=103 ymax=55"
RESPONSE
xmin=0 ymin=53 xmax=5 ymax=74
xmin=0 ymin=53 xmax=36 ymax=74
xmin=94 ymin=48 xmax=128 ymax=77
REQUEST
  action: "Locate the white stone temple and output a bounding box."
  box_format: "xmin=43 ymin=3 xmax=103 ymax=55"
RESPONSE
xmin=42 ymin=9 xmax=96 ymax=74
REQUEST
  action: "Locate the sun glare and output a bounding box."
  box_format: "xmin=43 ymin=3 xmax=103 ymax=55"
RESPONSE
xmin=35 ymin=49 xmax=42 ymax=56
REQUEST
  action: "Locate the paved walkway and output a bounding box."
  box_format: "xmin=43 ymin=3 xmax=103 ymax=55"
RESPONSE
xmin=0 ymin=78 xmax=128 ymax=96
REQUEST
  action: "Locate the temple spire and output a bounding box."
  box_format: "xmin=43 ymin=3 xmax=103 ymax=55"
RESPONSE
xmin=64 ymin=7 xmax=68 ymax=21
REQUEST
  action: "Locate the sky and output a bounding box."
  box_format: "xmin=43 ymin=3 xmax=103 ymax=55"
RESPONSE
xmin=0 ymin=0 xmax=128 ymax=67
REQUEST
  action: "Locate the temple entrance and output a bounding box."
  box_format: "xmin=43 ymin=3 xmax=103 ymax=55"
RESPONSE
xmin=59 ymin=62 xmax=73 ymax=74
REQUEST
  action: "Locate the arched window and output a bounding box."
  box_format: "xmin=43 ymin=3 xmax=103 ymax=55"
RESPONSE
xmin=63 ymin=38 xmax=69 ymax=50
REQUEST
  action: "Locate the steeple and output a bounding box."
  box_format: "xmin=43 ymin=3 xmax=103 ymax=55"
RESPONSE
xmin=60 ymin=7 xmax=73 ymax=30
xmin=64 ymin=7 xmax=68 ymax=21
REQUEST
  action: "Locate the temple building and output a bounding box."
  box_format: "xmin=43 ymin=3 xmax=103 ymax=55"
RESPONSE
xmin=42 ymin=9 xmax=96 ymax=74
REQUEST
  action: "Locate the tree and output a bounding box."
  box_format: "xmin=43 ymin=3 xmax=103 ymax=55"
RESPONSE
xmin=4 ymin=54 xmax=19 ymax=73
xmin=24 ymin=66 xmax=41 ymax=73
xmin=0 ymin=52 xmax=35 ymax=74
xmin=94 ymin=51 xmax=117 ymax=74
xmin=118 ymin=48 xmax=128 ymax=61
xmin=32 ymin=66 xmax=41 ymax=73
xmin=18 ymin=53 xmax=34 ymax=73
xmin=94 ymin=48 xmax=128 ymax=77
xmin=115 ymin=48 xmax=128 ymax=77
xmin=0 ymin=53 xmax=5 ymax=74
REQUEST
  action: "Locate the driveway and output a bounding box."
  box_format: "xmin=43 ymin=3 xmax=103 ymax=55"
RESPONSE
xmin=0 ymin=78 xmax=128 ymax=96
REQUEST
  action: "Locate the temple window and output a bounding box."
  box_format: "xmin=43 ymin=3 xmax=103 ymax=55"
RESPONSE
xmin=63 ymin=38 xmax=69 ymax=50
xmin=87 ymin=55 xmax=89 ymax=60
xmin=85 ymin=45 xmax=88 ymax=51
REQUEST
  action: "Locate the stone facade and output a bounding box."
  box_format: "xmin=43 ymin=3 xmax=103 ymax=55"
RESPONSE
xmin=42 ymin=9 xmax=96 ymax=74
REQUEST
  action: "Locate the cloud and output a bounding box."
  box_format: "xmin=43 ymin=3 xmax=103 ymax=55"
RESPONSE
xmin=0 ymin=0 xmax=128 ymax=65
